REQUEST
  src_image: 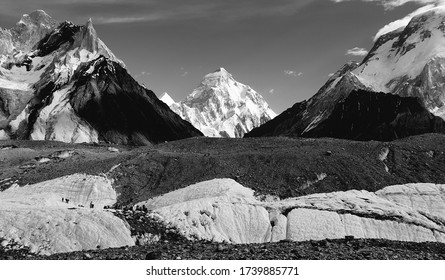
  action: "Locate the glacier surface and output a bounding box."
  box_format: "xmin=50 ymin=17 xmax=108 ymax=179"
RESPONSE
xmin=137 ymin=179 xmax=445 ymax=244
xmin=0 ymin=173 xmax=134 ymax=255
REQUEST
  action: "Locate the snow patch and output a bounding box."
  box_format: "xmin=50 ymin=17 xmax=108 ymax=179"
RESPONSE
xmin=300 ymin=173 xmax=327 ymax=190
xmin=8 ymin=105 xmax=29 ymax=133
xmin=0 ymin=129 xmax=9 ymax=140
xmin=0 ymin=55 xmax=51 ymax=90
xmin=107 ymin=147 xmax=119 ymax=153
xmin=302 ymin=112 xmax=326 ymax=134
xmin=379 ymin=147 xmax=390 ymax=161
xmin=159 ymin=92 xmax=175 ymax=107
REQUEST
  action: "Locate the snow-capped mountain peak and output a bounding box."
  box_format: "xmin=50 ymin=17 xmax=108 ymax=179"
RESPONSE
xmin=0 ymin=10 xmax=202 ymax=144
xmin=19 ymin=10 xmax=53 ymax=26
xmin=246 ymin=6 xmax=445 ymax=141
xmin=160 ymin=92 xmax=175 ymax=107
xmin=351 ymin=6 xmax=445 ymax=117
xmin=164 ymin=68 xmax=276 ymax=138
xmin=204 ymin=67 xmax=231 ymax=80
xmin=0 ymin=10 xmax=58 ymax=56
xmin=189 ymin=67 xmax=234 ymax=97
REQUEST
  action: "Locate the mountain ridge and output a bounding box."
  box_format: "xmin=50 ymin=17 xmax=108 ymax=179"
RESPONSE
xmin=246 ymin=6 xmax=445 ymax=141
xmin=0 ymin=10 xmax=202 ymax=145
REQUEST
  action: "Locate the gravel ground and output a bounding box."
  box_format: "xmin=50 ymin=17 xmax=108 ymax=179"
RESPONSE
xmin=3 ymin=238 xmax=445 ymax=260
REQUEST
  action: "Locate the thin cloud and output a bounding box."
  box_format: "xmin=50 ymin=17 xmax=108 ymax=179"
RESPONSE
xmin=373 ymin=3 xmax=441 ymax=40
xmin=331 ymin=0 xmax=445 ymax=40
xmin=284 ymin=70 xmax=303 ymax=77
xmin=95 ymin=15 xmax=162 ymax=24
xmin=331 ymin=0 xmax=444 ymax=10
xmin=346 ymin=47 xmax=369 ymax=56
xmin=135 ymin=71 xmax=151 ymax=78
xmin=0 ymin=0 xmax=319 ymax=25
xmin=269 ymin=89 xmax=275 ymax=94
xmin=179 ymin=67 xmax=188 ymax=77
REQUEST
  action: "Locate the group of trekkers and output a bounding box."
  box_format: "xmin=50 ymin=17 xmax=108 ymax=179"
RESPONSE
xmin=61 ymin=197 xmax=95 ymax=208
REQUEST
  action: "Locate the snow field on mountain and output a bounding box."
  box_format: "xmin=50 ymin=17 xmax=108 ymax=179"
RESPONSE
xmin=29 ymin=86 xmax=99 ymax=143
xmin=354 ymin=7 xmax=445 ymax=93
xmin=138 ymin=179 xmax=445 ymax=244
xmin=1 ymin=35 xmax=121 ymax=143
xmin=0 ymin=174 xmax=134 ymax=254
xmin=0 ymin=55 xmax=50 ymax=91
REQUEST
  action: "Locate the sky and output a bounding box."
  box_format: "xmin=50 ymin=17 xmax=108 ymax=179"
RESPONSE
xmin=0 ymin=0 xmax=439 ymax=114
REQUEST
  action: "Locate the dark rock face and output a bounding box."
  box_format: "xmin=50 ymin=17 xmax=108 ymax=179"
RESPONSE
xmin=69 ymin=56 xmax=203 ymax=145
xmin=245 ymin=101 xmax=307 ymax=137
xmin=304 ymin=90 xmax=445 ymax=141
xmin=36 ymin=22 xmax=80 ymax=57
xmin=25 ymin=82 xmax=57 ymax=139
xmin=246 ymin=90 xmax=445 ymax=141
xmin=246 ymin=63 xmax=364 ymax=139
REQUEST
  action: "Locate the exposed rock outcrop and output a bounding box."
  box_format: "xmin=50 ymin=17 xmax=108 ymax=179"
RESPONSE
xmin=301 ymin=90 xmax=445 ymax=141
